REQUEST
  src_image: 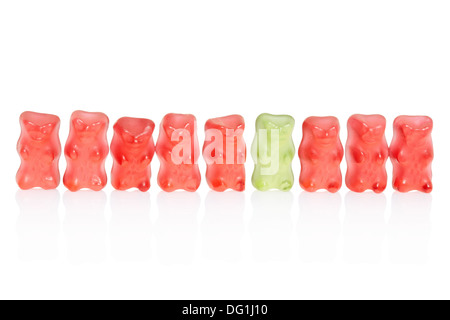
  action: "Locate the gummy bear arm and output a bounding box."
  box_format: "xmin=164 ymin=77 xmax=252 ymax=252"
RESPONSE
xmin=307 ymin=148 xmax=320 ymax=162
xmin=113 ymin=151 xmax=128 ymax=165
xmin=349 ymin=147 xmax=365 ymax=163
xmin=45 ymin=149 xmax=56 ymax=162
xmin=389 ymin=145 xmax=399 ymax=159
xmin=18 ymin=145 xmax=29 ymax=160
xmin=66 ymin=146 xmax=78 ymax=160
xmin=140 ymin=154 xmax=154 ymax=166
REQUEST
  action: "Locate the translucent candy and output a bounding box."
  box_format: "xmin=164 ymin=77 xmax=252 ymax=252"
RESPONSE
xmin=156 ymin=113 xmax=201 ymax=192
xmin=111 ymin=117 xmax=156 ymax=192
xmin=299 ymin=116 xmax=344 ymax=192
xmin=345 ymin=114 xmax=388 ymax=193
xmin=63 ymin=111 xmax=109 ymax=191
xmin=251 ymin=113 xmax=295 ymax=191
xmin=16 ymin=111 xmax=61 ymax=190
xmin=390 ymin=116 xmax=433 ymax=193
xmin=203 ymin=115 xmax=246 ymax=191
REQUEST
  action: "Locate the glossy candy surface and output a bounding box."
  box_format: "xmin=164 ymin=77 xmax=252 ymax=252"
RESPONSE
xmin=16 ymin=112 xmax=61 ymax=189
xmin=345 ymin=114 xmax=388 ymax=193
xmin=251 ymin=113 xmax=295 ymax=191
xmin=63 ymin=111 xmax=109 ymax=191
xmin=299 ymin=116 xmax=344 ymax=192
xmin=111 ymin=117 xmax=156 ymax=192
xmin=390 ymin=116 xmax=433 ymax=193
xmin=156 ymin=113 xmax=201 ymax=192
xmin=203 ymin=115 xmax=246 ymax=191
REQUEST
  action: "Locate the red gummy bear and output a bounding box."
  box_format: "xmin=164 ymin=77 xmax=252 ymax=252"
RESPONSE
xmin=299 ymin=116 xmax=343 ymax=192
xmin=111 ymin=117 xmax=156 ymax=192
xmin=203 ymin=115 xmax=246 ymax=192
xmin=345 ymin=114 xmax=388 ymax=193
xmin=16 ymin=111 xmax=61 ymax=190
xmin=390 ymin=116 xmax=433 ymax=193
xmin=156 ymin=113 xmax=201 ymax=192
xmin=63 ymin=111 xmax=109 ymax=191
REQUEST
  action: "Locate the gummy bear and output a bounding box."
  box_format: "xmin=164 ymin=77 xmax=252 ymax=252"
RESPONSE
xmin=251 ymin=113 xmax=295 ymax=191
xmin=390 ymin=115 xmax=433 ymax=193
xmin=63 ymin=111 xmax=109 ymax=191
xmin=203 ymin=115 xmax=246 ymax=192
xmin=155 ymin=113 xmax=201 ymax=192
xmin=299 ymin=116 xmax=344 ymax=192
xmin=16 ymin=111 xmax=61 ymax=190
xmin=345 ymin=114 xmax=388 ymax=193
xmin=111 ymin=117 xmax=156 ymax=192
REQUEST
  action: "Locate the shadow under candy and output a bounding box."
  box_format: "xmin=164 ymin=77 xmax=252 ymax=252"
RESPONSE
xmin=155 ymin=191 xmax=201 ymax=265
xmin=344 ymin=192 xmax=387 ymax=264
xmin=297 ymin=192 xmax=342 ymax=263
xmin=249 ymin=191 xmax=294 ymax=262
xmin=15 ymin=189 xmax=61 ymax=261
xmin=388 ymin=192 xmax=432 ymax=264
xmin=63 ymin=190 xmax=107 ymax=265
xmin=110 ymin=190 xmax=152 ymax=262
xmin=201 ymin=191 xmax=245 ymax=262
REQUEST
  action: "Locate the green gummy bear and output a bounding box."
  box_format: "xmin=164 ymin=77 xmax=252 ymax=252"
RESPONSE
xmin=251 ymin=113 xmax=295 ymax=191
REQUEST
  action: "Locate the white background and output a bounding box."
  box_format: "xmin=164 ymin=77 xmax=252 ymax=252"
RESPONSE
xmin=0 ymin=0 xmax=449 ymax=300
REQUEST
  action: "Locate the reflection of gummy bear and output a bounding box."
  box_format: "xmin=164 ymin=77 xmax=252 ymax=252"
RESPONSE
xmin=299 ymin=116 xmax=343 ymax=192
xmin=156 ymin=113 xmax=201 ymax=192
xmin=63 ymin=111 xmax=109 ymax=191
xmin=111 ymin=117 xmax=156 ymax=192
xmin=251 ymin=113 xmax=295 ymax=191
xmin=16 ymin=112 xmax=61 ymax=190
xmin=203 ymin=115 xmax=246 ymax=192
xmin=390 ymin=116 xmax=433 ymax=193
xmin=345 ymin=114 xmax=388 ymax=193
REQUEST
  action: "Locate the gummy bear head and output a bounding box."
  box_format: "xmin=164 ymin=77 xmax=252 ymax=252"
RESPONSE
xmin=256 ymin=114 xmax=295 ymax=143
xmin=396 ymin=116 xmax=433 ymax=146
xmin=24 ymin=121 xmax=56 ymax=141
xmin=115 ymin=117 xmax=155 ymax=148
xmin=312 ymin=126 xmax=338 ymax=144
xmin=70 ymin=111 xmax=108 ymax=141
xmin=161 ymin=113 xmax=197 ymax=146
xmin=20 ymin=111 xmax=60 ymax=142
xmin=348 ymin=114 xmax=386 ymax=144
xmin=72 ymin=118 xmax=106 ymax=140
xmin=304 ymin=117 xmax=340 ymax=145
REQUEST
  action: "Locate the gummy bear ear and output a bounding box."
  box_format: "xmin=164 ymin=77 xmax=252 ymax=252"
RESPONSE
xmin=24 ymin=120 xmax=39 ymax=132
xmin=326 ymin=126 xmax=337 ymax=138
xmin=349 ymin=118 xmax=369 ymax=135
xmin=73 ymin=118 xmax=87 ymax=132
xmin=40 ymin=123 xmax=54 ymax=135
xmin=184 ymin=121 xmax=193 ymax=133
xmin=371 ymin=125 xmax=384 ymax=137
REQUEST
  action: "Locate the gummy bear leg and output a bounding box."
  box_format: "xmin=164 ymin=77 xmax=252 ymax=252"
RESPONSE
xmin=138 ymin=180 xmax=150 ymax=192
xmin=372 ymin=181 xmax=386 ymax=193
xmin=327 ymin=181 xmax=341 ymax=193
xmin=63 ymin=175 xmax=82 ymax=192
xmin=301 ymin=180 xmax=317 ymax=192
xmin=16 ymin=174 xmax=33 ymax=190
xmin=393 ymin=177 xmax=408 ymax=192
xmin=233 ymin=177 xmax=245 ymax=192
xmin=158 ymin=177 xmax=176 ymax=192
xmin=421 ymin=180 xmax=433 ymax=193
xmin=185 ymin=178 xmax=200 ymax=192
xmin=279 ymin=179 xmax=293 ymax=192
xmin=252 ymin=176 xmax=270 ymax=191
xmin=210 ymin=178 xmax=228 ymax=192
